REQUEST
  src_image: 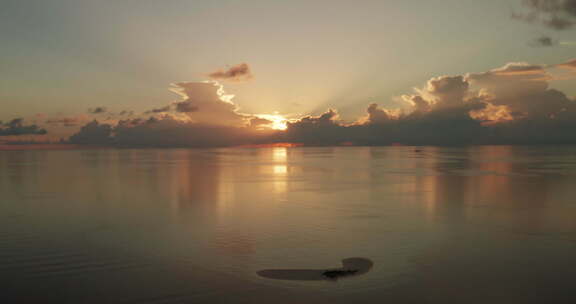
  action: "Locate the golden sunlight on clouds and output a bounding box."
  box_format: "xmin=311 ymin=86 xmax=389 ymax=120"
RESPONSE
xmin=255 ymin=114 xmax=289 ymax=130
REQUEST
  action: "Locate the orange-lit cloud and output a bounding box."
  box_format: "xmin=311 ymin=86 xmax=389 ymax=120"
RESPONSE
xmin=469 ymin=103 xmax=515 ymax=125
xmin=558 ymin=58 xmax=576 ymax=70
xmin=44 ymin=117 xmax=82 ymax=127
xmin=208 ymin=63 xmax=253 ymax=82
xmin=169 ymin=81 xmax=249 ymax=127
xmin=32 ymin=58 xmax=574 ymax=147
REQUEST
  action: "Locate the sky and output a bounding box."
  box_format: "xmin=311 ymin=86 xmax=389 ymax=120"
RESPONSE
xmin=1 ymin=0 xmax=576 ymax=146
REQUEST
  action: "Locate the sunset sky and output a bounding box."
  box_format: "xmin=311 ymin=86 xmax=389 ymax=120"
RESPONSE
xmin=1 ymin=0 xmax=575 ymax=145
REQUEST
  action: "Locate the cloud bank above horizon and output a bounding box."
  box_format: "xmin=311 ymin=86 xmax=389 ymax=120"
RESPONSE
xmin=3 ymin=58 xmax=575 ymax=147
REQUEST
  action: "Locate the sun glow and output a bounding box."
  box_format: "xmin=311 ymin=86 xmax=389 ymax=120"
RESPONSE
xmin=255 ymin=114 xmax=289 ymax=130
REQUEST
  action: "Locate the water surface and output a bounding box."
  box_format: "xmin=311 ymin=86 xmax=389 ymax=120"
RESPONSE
xmin=2 ymin=146 xmax=576 ymax=303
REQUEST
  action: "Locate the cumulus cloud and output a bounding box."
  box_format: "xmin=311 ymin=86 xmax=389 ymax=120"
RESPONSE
xmin=528 ymin=35 xmax=557 ymax=46
xmin=88 ymin=107 xmax=107 ymax=114
xmin=403 ymin=95 xmax=431 ymax=113
xmin=169 ymin=81 xmax=249 ymax=126
xmin=68 ymin=81 xmax=275 ymax=147
xmin=66 ymin=59 xmax=576 ymax=147
xmin=69 ymin=116 xmax=274 ymax=147
xmin=119 ymin=110 xmax=134 ymax=116
xmin=558 ymin=58 xmax=576 ymax=69
xmin=174 ymin=101 xmax=198 ymax=113
xmin=281 ymin=59 xmax=576 ymax=145
xmin=113 ymin=116 xmax=262 ymax=147
xmin=0 ymin=118 xmax=47 ymax=136
xmin=145 ymin=105 xmax=171 ymax=114
xmin=282 ymin=110 xmax=350 ymax=145
xmin=513 ymin=0 xmax=576 ymax=30
xmin=249 ymin=117 xmax=273 ymax=128
xmin=466 ymin=62 xmax=571 ymax=120
xmin=362 ymin=103 xmax=400 ymax=124
xmin=68 ymin=120 xmax=113 ymax=145
xmin=291 ymin=109 xmax=339 ymax=127
xmin=208 ymin=63 xmax=253 ymax=82
xmin=45 ymin=117 xmax=82 ymax=127
xmin=425 ymin=75 xmax=470 ymax=107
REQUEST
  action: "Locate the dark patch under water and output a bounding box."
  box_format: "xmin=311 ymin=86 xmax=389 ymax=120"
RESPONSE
xmin=257 ymin=257 xmax=373 ymax=281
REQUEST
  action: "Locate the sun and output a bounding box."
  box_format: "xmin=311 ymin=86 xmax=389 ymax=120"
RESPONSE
xmin=255 ymin=114 xmax=288 ymax=130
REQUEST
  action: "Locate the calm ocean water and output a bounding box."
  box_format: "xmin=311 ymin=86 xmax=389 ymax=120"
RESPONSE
xmin=1 ymin=146 xmax=576 ymax=303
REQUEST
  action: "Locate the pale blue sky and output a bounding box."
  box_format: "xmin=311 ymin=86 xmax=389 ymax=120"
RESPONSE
xmin=1 ymin=0 xmax=574 ymax=121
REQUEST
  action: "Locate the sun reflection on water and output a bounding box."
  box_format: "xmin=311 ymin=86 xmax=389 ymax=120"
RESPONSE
xmin=272 ymin=147 xmax=288 ymax=194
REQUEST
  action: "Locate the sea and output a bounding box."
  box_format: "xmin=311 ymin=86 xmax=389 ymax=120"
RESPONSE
xmin=1 ymin=146 xmax=576 ymax=303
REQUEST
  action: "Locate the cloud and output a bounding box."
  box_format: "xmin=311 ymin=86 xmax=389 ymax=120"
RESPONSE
xmin=282 ymin=59 xmax=576 ymax=145
xmin=465 ymin=62 xmax=550 ymax=98
xmin=0 ymin=118 xmax=47 ymax=136
xmin=69 ymin=116 xmax=273 ymax=147
xmin=68 ymin=81 xmax=274 ymax=147
xmin=208 ymin=63 xmax=253 ymax=82
xmin=174 ymin=101 xmax=198 ymax=113
xmin=88 ymin=107 xmax=107 ymax=114
xmin=528 ymin=35 xmax=557 ymax=46
xmin=67 ymin=59 xmax=576 ymax=147
xmin=68 ymin=120 xmax=113 ymax=145
xmin=513 ymin=0 xmax=576 ymax=30
xmin=423 ymin=75 xmax=470 ymax=107
xmin=363 ymin=103 xmax=400 ymax=124
xmin=113 ymin=116 xmax=263 ymax=147
xmin=402 ymin=95 xmax=431 ymax=113
xmin=119 ymin=110 xmax=134 ymax=116
xmin=291 ymin=109 xmax=339 ymax=127
xmin=249 ymin=117 xmax=273 ymax=128
xmin=145 ymin=105 xmax=171 ymax=114
xmin=169 ymin=81 xmax=249 ymax=126
xmin=283 ymin=110 xmax=348 ymax=145
xmin=45 ymin=117 xmax=82 ymax=127
xmin=465 ymin=62 xmax=571 ymax=120
xmin=558 ymin=58 xmax=576 ymax=69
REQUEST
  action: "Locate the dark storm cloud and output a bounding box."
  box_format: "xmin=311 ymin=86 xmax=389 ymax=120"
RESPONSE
xmin=88 ymin=107 xmax=107 ymax=114
xmin=514 ymin=0 xmax=576 ymax=30
xmin=0 ymin=118 xmax=47 ymax=136
xmin=528 ymin=35 xmax=557 ymax=46
xmin=208 ymin=63 xmax=253 ymax=82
